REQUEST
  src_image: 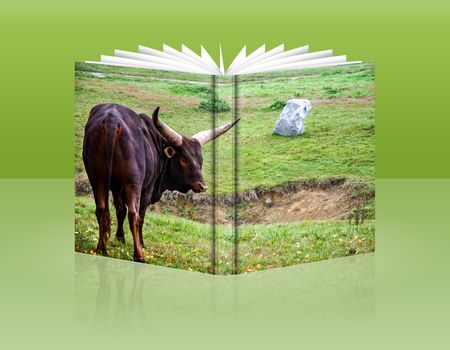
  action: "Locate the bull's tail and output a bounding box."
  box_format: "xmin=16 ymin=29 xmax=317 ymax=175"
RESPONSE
xmin=103 ymin=115 xmax=121 ymax=199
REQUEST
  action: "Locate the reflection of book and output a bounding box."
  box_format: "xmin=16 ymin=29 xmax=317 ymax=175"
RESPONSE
xmin=77 ymin=44 xmax=374 ymax=274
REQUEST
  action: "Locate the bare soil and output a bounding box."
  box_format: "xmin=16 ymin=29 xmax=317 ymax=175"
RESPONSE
xmin=147 ymin=179 xmax=372 ymax=225
xmin=239 ymin=188 xmax=351 ymax=224
xmin=76 ymin=176 xmax=373 ymax=225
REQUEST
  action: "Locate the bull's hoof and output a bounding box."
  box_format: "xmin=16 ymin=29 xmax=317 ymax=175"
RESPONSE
xmin=96 ymin=247 xmax=107 ymax=256
xmin=96 ymin=242 xmax=108 ymax=256
xmin=133 ymin=255 xmax=145 ymax=263
xmin=116 ymin=235 xmax=125 ymax=243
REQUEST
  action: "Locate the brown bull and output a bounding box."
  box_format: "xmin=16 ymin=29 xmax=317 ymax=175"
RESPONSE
xmin=83 ymin=103 xmax=238 ymax=262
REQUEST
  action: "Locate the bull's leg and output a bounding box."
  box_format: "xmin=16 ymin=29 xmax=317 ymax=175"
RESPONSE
xmin=124 ymin=185 xmax=144 ymax=262
xmin=95 ymin=206 xmax=111 ymax=255
xmin=112 ymin=191 xmax=127 ymax=243
xmin=93 ymin=184 xmax=111 ymax=255
xmin=137 ymin=193 xmax=151 ymax=248
xmin=138 ymin=208 xmax=146 ymax=248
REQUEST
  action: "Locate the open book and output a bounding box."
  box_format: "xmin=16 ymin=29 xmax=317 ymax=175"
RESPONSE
xmin=87 ymin=43 xmax=361 ymax=75
xmin=76 ymin=44 xmax=374 ymax=274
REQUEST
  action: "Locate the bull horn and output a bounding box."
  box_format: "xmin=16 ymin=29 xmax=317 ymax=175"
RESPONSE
xmin=152 ymin=107 xmax=183 ymax=146
xmin=192 ymin=119 xmax=240 ymax=146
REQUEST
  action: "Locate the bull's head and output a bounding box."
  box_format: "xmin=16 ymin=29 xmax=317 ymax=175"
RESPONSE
xmin=152 ymin=107 xmax=239 ymax=193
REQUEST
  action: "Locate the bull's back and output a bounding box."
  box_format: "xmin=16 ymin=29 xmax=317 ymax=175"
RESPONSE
xmin=83 ymin=103 xmax=146 ymax=189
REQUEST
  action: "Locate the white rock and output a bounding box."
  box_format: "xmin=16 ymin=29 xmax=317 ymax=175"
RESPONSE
xmin=273 ymin=99 xmax=312 ymax=136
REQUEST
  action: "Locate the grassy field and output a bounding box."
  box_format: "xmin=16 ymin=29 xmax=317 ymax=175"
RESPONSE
xmin=75 ymin=62 xmax=375 ymax=194
xmin=75 ymin=196 xmax=374 ymax=274
xmin=74 ymin=62 xmax=375 ymax=273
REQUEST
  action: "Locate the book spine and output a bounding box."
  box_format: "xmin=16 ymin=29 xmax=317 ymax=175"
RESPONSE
xmin=232 ymin=75 xmax=240 ymax=274
xmin=210 ymin=75 xmax=218 ymax=275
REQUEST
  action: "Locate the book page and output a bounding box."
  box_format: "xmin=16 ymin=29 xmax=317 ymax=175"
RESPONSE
xmin=75 ymin=62 xmax=221 ymax=273
xmin=232 ymin=63 xmax=375 ymax=273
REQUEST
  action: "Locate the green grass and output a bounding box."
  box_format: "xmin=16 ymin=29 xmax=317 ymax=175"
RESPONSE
xmin=75 ymin=62 xmax=213 ymax=83
xmin=74 ymin=62 xmax=375 ymax=194
xmin=75 ymin=196 xmax=375 ymax=274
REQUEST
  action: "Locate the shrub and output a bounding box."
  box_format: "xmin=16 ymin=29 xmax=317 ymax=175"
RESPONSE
xmin=266 ymin=98 xmax=286 ymax=111
xmin=199 ymin=98 xmax=231 ymax=113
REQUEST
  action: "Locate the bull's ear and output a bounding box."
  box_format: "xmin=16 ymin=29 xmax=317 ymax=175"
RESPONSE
xmin=163 ymin=146 xmax=176 ymax=158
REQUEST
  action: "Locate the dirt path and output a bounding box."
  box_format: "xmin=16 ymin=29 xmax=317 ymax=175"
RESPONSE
xmin=76 ymin=176 xmax=373 ymax=225
xmin=148 ymin=180 xmax=373 ymax=225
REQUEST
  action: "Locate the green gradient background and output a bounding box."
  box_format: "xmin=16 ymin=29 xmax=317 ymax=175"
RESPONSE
xmin=1 ymin=0 xmax=449 ymax=178
xmin=0 ymin=0 xmax=449 ymax=349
